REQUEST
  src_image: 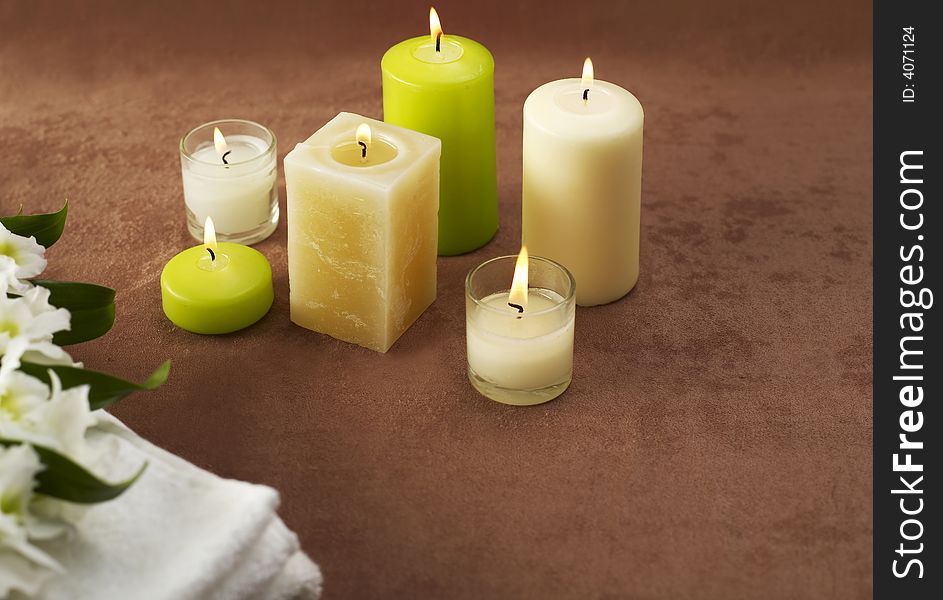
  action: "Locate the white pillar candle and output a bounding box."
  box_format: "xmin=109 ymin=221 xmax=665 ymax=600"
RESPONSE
xmin=180 ymin=119 xmax=278 ymax=245
xmin=522 ymin=58 xmax=644 ymax=306
xmin=465 ymin=249 xmax=576 ymax=406
xmin=284 ymin=112 xmax=441 ymax=353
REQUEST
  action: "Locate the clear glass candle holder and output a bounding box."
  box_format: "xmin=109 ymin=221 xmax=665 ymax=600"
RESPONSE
xmin=180 ymin=119 xmax=278 ymax=245
xmin=465 ymin=255 xmax=576 ymax=406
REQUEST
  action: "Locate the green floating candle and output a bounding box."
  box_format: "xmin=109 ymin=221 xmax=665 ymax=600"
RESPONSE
xmin=160 ymin=218 xmax=273 ymax=334
xmin=381 ymin=7 xmax=498 ymax=256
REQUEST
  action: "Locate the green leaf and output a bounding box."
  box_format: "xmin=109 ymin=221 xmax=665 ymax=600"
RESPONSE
xmin=54 ymin=304 xmax=116 ymax=345
xmin=0 ymin=201 xmax=68 ymax=248
xmin=34 ymin=279 xmax=114 ymax=309
xmin=33 ymin=280 xmax=116 ymax=345
xmin=0 ymin=438 xmax=146 ymax=504
xmin=19 ymin=361 xmax=171 ymax=411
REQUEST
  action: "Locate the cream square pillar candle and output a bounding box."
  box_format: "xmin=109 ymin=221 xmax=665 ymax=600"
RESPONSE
xmin=284 ymin=112 xmax=440 ymax=352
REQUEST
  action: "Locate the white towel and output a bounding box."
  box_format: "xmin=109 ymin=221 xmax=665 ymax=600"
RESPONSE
xmin=32 ymin=413 xmax=322 ymax=600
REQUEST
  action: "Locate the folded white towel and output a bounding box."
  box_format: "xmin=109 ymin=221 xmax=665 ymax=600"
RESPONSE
xmin=33 ymin=413 xmax=322 ymax=600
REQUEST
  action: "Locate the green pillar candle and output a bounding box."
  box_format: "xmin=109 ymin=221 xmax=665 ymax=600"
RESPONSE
xmin=381 ymin=8 xmax=498 ymax=256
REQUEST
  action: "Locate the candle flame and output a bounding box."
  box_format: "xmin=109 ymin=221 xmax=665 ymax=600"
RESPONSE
xmin=508 ymin=246 xmax=529 ymax=311
xmin=356 ymin=123 xmax=372 ymax=147
xmin=581 ymin=57 xmax=594 ymax=91
xmin=203 ymin=216 xmax=218 ymax=254
xmin=429 ymin=7 xmax=443 ymax=43
xmin=356 ymin=123 xmax=371 ymax=161
xmin=213 ymin=127 xmax=228 ymax=159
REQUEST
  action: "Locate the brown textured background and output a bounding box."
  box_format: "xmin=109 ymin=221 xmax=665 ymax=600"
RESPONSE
xmin=0 ymin=0 xmax=872 ymax=597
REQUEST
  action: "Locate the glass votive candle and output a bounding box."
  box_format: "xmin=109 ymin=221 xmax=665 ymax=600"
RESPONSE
xmin=465 ymin=253 xmax=576 ymax=406
xmin=180 ymin=119 xmax=278 ymax=245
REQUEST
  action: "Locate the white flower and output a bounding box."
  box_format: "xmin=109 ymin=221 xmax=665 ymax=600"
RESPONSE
xmin=1 ymin=354 xmax=96 ymax=481
xmin=0 ymin=443 xmax=42 ymax=519
xmin=22 ymin=375 xmax=94 ymax=458
xmin=0 ymin=371 xmax=94 ymax=461
xmin=0 ymin=367 xmax=84 ymax=595
xmin=1 ymin=255 xmax=20 ymax=295
xmin=0 ymin=361 xmax=50 ymax=425
xmin=0 ymin=444 xmax=64 ymax=598
xmin=0 ymin=223 xmax=47 ymax=294
xmin=0 ymin=285 xmax=73 ymax=370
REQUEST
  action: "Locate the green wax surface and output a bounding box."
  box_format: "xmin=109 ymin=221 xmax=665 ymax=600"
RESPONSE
xmin=160 ymin=242 xmax=273 ymax=334
xmin=382 ymin=35 xmax=498 ymax=255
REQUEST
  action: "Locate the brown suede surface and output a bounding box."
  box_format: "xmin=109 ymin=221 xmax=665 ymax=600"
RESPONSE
xmin=0 ymin=0 xmax=872 ymax=597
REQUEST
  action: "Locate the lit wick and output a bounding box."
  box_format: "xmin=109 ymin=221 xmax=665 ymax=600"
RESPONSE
xmin=204 ymin=216 xmax=218 ymax=263
xmin=214 ymin=127 xmax=231 ymax=167
xmin=581 ymin=57 xmax=594 ymax=105
xmin=356 ymin=123 xmax=371 ymax=164
xmin=430 ymin=7 xmax=443 ymax=54
xmin=507 ymin=246 xmax=529 ymax=320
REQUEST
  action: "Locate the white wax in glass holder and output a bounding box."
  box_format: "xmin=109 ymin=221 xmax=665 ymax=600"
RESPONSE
xmin=180 ymin=119 xmax=278 ymax=245
xmin=465 ymin=255 xmax=576 ymax=406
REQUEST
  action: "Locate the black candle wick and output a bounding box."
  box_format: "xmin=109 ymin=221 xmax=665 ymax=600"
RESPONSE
xmin=582 ymin=88 xmax=589 ymax=101
xmin=508 ymin=302 xmax=524 ymax=313
xmin=435 ymin=32 xmax=442 ymax=53
xmin=207 ymin=247 xmax=216 ymax=261
xmin=222 ymin=150 xmax=232 ymax=165
xmin=358 ymin=141 xmax=367 ymax=158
